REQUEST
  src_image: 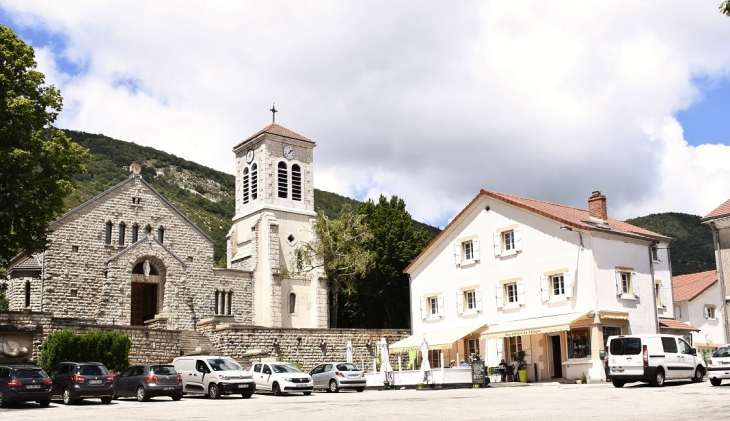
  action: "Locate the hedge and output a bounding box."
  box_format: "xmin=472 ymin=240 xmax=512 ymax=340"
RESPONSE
xmin=39 ymin=330 xmax=132 ymax=373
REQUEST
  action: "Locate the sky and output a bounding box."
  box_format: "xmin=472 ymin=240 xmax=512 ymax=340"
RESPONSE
xmin=2 ymin=1 xmax=730 ymax=228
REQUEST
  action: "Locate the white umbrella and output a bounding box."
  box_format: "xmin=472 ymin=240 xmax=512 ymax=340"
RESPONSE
xmin=420 ymin=334 xmax=431 ymax=384
xmin=380 ymin=337 xmax=393 ymax=384
xmin=346 ymin=340 xmax=353 ymax=364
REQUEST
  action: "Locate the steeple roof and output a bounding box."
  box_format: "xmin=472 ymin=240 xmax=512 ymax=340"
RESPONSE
xmin=234 ymin=123 xmax=314 ymax=151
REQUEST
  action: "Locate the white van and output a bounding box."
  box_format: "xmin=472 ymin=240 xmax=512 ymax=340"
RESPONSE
xmin=605 ymin=334 xmax=705 ymax=388
xmin=172 ymin=356 xmax=256 ymax=399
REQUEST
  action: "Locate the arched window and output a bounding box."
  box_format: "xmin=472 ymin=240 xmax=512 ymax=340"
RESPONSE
xmin=251 ymin=163 xmax=258 ymax=200
xmin=132 ymin=224 xmax=139 ymax=243
xmin=25 ymin=281 xmax=31 ymax=308
xmin=278 ymin=161 xmax=288 ymax=199
xmin=118 ymin=222 xmax=126 ymax=246
xmin=289 ymin=292 xmax=296 ymax=314
xmin=105 ymin=221 xmax=113 ymax=244
xmin=145 ymin=224 xmax=152 ymax=235
xmin=242 ymin=167 xmax=250 ymax=204
xmin=158 ymin=226 xmax=165 ymax=244
xmin=292 ymin=164 xmax=302 ymax=202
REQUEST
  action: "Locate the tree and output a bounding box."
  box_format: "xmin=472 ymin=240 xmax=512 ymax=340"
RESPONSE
xmin=0 ymin=25 xmax=90 ymax=268
xmin=340 ymin=195 xmax=430 ymax=328
xmin=722 ymin=1 xmax=730 ymax=16
xmin=290 ymin=205 xmax=372 ymax=327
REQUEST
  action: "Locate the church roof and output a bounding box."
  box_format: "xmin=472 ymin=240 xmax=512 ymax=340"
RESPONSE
xmin=49 ymin=175 xmax=214 ymax=243
xmin=233 ymin=123 xmax=315 ymax=150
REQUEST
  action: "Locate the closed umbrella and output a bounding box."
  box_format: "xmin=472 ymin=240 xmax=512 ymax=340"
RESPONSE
xmin=346 ymin=340 xmax=353 ymax=364
xmin=420 ymin=334 xmax=431 ymax=384
xmin=380 ymin=337 xmax=393 ymax=384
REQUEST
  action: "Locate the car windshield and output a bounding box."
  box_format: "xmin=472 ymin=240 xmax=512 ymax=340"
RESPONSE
xmin=78 ymin=365 xmax=108 ymax=375
xmin=336 ymin=363 xmax=359 ymax=372
xmin=151 ymin=365 xmax=178 ymax=375
xmin=713 ymin=346 xmax=730 ymax=358
xmin=272 ymin=364 xmax=302 ymax=373
xmin=207 ymin=359 xmax=243 ymax=372
xmin=15 ymin=369 xmax=46 ymax=379
xmin=609 ymin=338 xmax=641 ymax=356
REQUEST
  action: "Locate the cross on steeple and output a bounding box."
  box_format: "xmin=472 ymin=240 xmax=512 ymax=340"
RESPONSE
xmin=270 ymin=103 xmax=278 ymax=124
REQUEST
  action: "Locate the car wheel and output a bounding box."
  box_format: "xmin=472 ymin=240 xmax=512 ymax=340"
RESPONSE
xmin=272 ymin=382 xmax=282 ymax=396
xmin=612 ymin=381 xmax=625 ymax=388
xmin=303 ymin=391 xmax=312 ymax=396
xmin=112 ymin=390 xmax=118 ymax=400
xmin=63 ymin=388 xmax=76 ymax=405
xmin=692 ymin=367 xmax=704 ymax=382
xmin=209 ymin=383 xmax=220 ymax=399
xmin=651 ymin=369 xmax=665 ymax=387
xmin=136 ymin=386 xmax=149 ymax=402
xmin=39 ymin=399 xmax=51 ymax=407
xmin=356 ymin=387 xmax=365 ymax=392
xmin=329 ymin=380 xmax=339 ymax=393
xmin=711 ymin=378 xmax=722 ymax=386
xmin=0 ymin=391 xmax=8 ymax=408
xmin=101 ymin=396 xmax=112 ymax=404
xmin=241 ymin=393 xmax=253 ymax=399
xmin=172 ymin=394 xmax=183 ymax=401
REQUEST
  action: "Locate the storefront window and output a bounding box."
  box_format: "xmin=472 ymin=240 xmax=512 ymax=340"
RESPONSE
xmin=429 ymin=350 xmax=442 ymax=368
xmin=567 ymin=328 xmax=591 ymax=359
xmin=508 ymin=336 xmax=522 ymax=360
xmin=602 ymin=326 xmax=622 ymax=348
xmin=465 ymin=339 xmax=479 ymax=362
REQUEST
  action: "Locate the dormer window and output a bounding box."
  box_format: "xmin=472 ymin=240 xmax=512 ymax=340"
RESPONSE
xmin=278 ymin=162 xmax=288 ymax=199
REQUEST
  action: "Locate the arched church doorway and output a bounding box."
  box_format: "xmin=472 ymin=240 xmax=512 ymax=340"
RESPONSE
xmin=130 ymin=259 xmax=165 ymax=325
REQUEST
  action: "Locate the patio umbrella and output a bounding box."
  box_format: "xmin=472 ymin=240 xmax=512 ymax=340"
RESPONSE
xmin=420 ymin=334 xmax=431 ymax=384
xmin=346 ymin=340 xmax=354 ymax=364
xmin=380 ymin=337 xmax=393 ymax=384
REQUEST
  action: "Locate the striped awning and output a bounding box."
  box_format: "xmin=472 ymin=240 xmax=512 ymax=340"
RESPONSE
xmin=599 ymin=311 xmax=629 ymax=320
xmin=480 ymin=312 xmax=589 ymax=340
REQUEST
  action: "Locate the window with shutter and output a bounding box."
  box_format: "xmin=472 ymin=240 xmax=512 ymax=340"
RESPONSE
xmin=516 ymin=281 xmax=525 ymax=305
xmin=475 ymin=289 xmax=483 ymax=312
xmin=493 ymin=233 xmax=501 ymax=257
xmin=420 ymin=298 xmax=427 ymax=320
xmin=631 ymin=272 xmax=639 ymax=297
xmin=495 ymin=285 xmax=504 ymax=309
xmin=457 ymin=292 xmax=464 ymax=315
xmin=540 ymin=276 xmax=550 ymax=302
xmin=564 ymin=272 xmax=574 ymax=298
xmin=437 ymin=295 xmax=444 ymax=316
xmin=454 ymin=243 xmax=461 ymax=266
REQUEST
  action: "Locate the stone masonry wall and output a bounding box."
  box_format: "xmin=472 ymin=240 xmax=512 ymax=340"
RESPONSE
xmin=198 ymin=320 xmax=410 ymax=372
xmin=6 ymin=276 xmax=42 ymax=312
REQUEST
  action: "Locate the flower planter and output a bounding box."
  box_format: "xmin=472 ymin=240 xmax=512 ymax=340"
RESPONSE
xmin=518 ymin=369 xmax=527 ymax=383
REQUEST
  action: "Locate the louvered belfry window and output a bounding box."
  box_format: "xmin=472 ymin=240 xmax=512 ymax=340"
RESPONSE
xmin=251 ymin=163 xmax=258 ymax=200
xmin=243 ymin=167 xmax=250 ymax=204
xmin=292 ymin=164 xmax=302 ymax=201
xmin=278 ymin=162 xmax=288 ymax=198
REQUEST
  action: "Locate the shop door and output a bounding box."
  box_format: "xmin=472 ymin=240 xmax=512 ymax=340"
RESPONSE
xmin=130 ymin=282 xmax=144 ymax=325
xmin=551 ymin=335 xmax=563 ymax=378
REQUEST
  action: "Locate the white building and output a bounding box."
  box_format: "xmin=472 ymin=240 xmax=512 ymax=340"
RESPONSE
xmin=394 ymin=190 xmax=691 ymax=382
xmin=673 ymin=270 xmax=724 ymax=352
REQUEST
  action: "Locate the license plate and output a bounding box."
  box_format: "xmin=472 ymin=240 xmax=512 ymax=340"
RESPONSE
xmin=612 ymin=368 xmax=624 ymax=373
xmin=89 ymin=380 xmax=103 ymax=385
xmin=722 ymin=361 xmax=730 ymax=365
xmin=348 ymin=374 xmax=359 ymax=377
xmin=26 ymin=384 xmax=41 ymax=389
xmin=163 ymin=386 xmax=176 ymax=390
xmin=296 ymin=384 xmax=308 ymax=388
xmin=237 ymin=384 xmax=249 ymax=389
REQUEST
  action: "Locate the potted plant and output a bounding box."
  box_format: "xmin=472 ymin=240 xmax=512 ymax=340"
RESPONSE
xmin=512 ymin=350 xmax=528 ymax=383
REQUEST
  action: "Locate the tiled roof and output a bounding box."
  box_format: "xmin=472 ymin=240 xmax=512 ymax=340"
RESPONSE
xmin=702 ymin=198 xmax=730 ymax=222
xmin=659 ymin=319 xmax=700 ymax=332
xmin=404 ymin=189 xmax=673 ymax=274
xmin=13 ymin=255 xmax=41 ymax=270
xmin=673 ymin=270 xmax=717 ymax=302
xmin=234 ymin=123 xmax=314 ymax=150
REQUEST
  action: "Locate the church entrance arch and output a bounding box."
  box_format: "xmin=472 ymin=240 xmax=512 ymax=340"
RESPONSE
xmin=130 ymin=258 xmax=166 ymax=326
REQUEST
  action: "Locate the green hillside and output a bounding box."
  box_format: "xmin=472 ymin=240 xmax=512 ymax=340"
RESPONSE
xmin=625 ymin=212 xmax=715 ymax=276
xmin=62 ymin=130 xmax=440 ymax=264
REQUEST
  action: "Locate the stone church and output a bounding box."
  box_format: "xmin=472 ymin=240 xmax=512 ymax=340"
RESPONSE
xmin=5 ymin=123 xmax=328 ymax=331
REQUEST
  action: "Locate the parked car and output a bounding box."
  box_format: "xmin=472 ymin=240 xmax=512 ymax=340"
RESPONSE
xmin=707 ymin=344 xmax=730 ymax=386
xmin=49 ymin=362 xmax=115 ymax=404
xmin=605 ymin=334 xmax=705 ymax=388
xmin=0 ymin=365 xmax=53 ymax=408
xmin=310 ymin=362 xmax=366 ymax=393
xmin=114 ymin=364 xmax=183 ymax=401
xmin=250 ymin=362 xmax=312 ymax=395
xmin=173 ymin=355 xmax=255 ymax=399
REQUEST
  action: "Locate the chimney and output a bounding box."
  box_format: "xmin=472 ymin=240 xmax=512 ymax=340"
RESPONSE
xmin=588 ymin=191 xmax=607 ymax=220
xmin=130 ymin=162 xmax=141 ymax=176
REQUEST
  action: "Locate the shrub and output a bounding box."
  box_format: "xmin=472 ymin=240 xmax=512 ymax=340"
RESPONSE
xmin=39 ymin=330 xmax=132 ymax=372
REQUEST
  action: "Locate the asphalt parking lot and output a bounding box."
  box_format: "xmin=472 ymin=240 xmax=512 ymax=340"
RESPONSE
xmin=3 ymin=380 xmax=730 ymax=420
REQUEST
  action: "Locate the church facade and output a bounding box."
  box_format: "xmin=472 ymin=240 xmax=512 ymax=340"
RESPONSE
xmin=5 ymin=123 xmax=328 ymax=331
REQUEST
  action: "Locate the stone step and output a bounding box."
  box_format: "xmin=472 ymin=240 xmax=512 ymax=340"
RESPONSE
xmin=178 ymin=330 xmax=221 ymax=356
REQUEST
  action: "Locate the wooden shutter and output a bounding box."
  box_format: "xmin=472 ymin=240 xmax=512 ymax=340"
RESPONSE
xmin=661 ymin=285 xmax=669 ymax=308
xmin=454 ymin=243 xmax=461 ymax=266
xmin=704 ymin=306 xmax=710 ymax=319
xmin=457 ymin=292 xmax=464 ymax=315
xmin=564 ymin=272 xmax=574 ymax=298
xmin=475 ymin=289 xmax=483 ymax=311
xmin=493 ymin=233 xmax=501 ymax=257
xmin=420 ymin=298 xmax=427 ymax=320
xmin=615 ymin=271 xmax=623 ymax=296
xmin=517 ymin=281 xmax=526 ymax=305
xmin=631 ymin=272 xmax=639 ymax=297
xmin=437 ymin=295 xmax=445 ymax=317
xmin=472 ymin=239 xmax=480 ymax=261
xmin=540 ymin=276 xmax=550 ymax=302
xmin=513 ymin=227 xmax=523 ymax=252
xmin=495 ymin=285 xmax=504 ymax=309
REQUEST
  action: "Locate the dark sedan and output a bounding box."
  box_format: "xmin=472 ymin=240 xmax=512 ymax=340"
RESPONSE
xmin=114 ymin=364 xmax=183 ymax=401
xmin=50 ymin=362 xmax=114 ymax=405
xmin=0 ymin=365 xmax=53 ymax=407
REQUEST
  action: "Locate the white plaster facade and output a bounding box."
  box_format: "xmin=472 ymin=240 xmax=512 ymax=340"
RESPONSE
xmin=675 ymin=283 xmax=725 ymax=351
xmin=405 ymin=190 xmax=673 ymax=382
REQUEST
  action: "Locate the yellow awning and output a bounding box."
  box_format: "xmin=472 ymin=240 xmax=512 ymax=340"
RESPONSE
xmin=390 ymin=324 xmax=486 ymax=353
xmin=480 ymin=312 xmax=589 ymax=340
xmin=599 ymin=311 xmax=629 ymax=320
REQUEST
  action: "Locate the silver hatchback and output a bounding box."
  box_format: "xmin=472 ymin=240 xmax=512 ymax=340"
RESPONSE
xmin=310 ymin=362 xmax=365 ymax=393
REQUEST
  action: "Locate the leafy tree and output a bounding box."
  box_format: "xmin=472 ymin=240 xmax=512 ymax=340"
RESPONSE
xmin=340 ymin=195 xmax=430 ymax=328
xmin=0 ymin=281 xmax=8 ymax=311
xmin=0 ymin=25 xmax=89 ymax=268
xmin=290 ymin=205 xmax=372 ymax=327
xmin=721 ymin=1 xmax=730 ymax=16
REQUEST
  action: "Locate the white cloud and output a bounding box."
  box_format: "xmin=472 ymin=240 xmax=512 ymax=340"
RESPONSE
xmin=3 ymin=0 xmax=730 ymax=226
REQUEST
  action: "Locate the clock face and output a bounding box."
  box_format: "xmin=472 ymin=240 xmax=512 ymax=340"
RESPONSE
xmin=246 ymin=150 xmax=254 ymax=164
xmin=284 ymin=146 xmax=295 ymax=159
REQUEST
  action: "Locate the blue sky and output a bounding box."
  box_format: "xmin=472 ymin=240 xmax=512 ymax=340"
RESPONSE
xmin=676 ymin=77 xmax=730 ymax=146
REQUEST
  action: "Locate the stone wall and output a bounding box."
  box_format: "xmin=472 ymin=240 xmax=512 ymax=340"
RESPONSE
xmin=198 ymin=319 xmax=410 ymax=372
xmin=6 ymin=276 xmax=42 ymax=312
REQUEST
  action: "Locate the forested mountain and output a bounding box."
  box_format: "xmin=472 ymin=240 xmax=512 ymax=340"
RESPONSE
xmin=62 ymin=130 xmax=440 ymax=264
xmin=625 ymin=212 xmax=715 ymax=276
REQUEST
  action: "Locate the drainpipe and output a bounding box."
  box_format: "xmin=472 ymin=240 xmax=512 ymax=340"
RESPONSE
xmin=649 ymin=243 xmax=659 ymax=334
xmin=407 ymin=273 xmax=413 ymax=334
xmin=667 ymin=246 xmax=676 ymax=320
xmin=40 ymin=252 xmax=46 ymax=312
xmin=711 ymin=223 xmax=730 ymax=343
